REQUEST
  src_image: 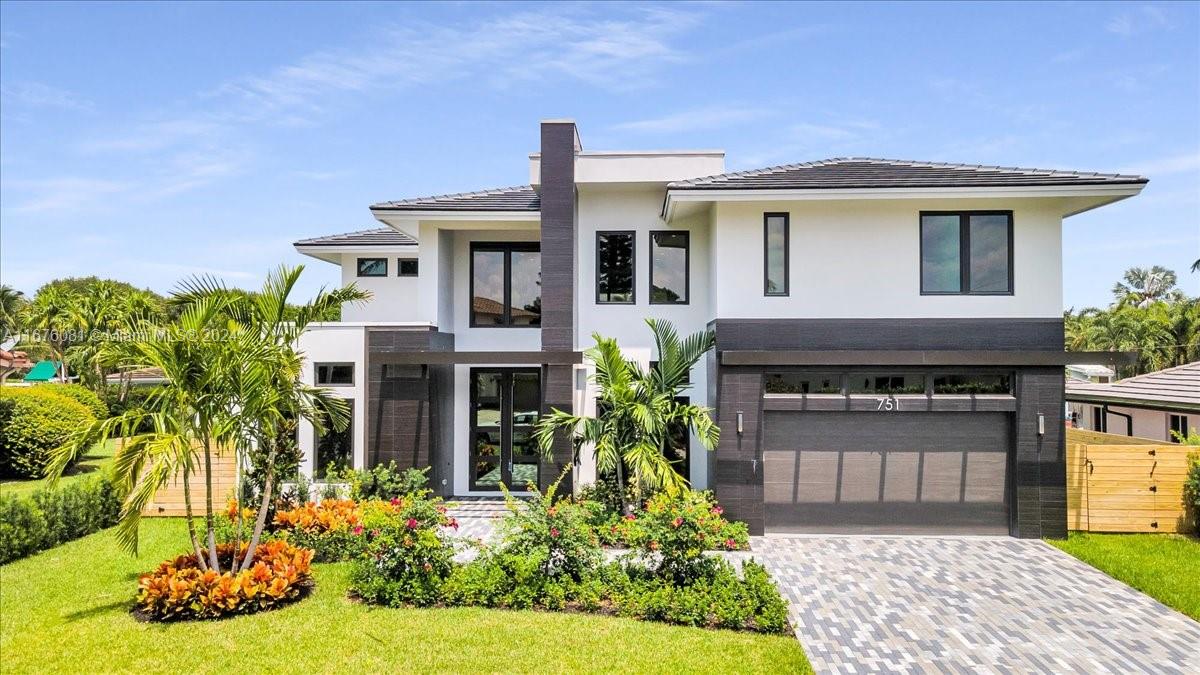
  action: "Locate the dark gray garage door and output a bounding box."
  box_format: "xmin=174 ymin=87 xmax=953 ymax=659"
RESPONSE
xmin=763 ymin=411 xmax=1011 ymax=534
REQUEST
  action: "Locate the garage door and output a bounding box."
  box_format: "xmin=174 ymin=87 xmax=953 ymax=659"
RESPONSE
xmin=763 ymin=411 xmax=1011 ymax=534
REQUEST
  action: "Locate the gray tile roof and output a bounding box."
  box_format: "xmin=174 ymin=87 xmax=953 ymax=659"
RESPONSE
xmin=1066 ymin=361 xmax=1200 ymax=412
xmin=294 ymin=227 xmax=417 ymax=247
xmin=667 ymin=158 xmax=1149 ymax=190
xmin=371 ymin=185 xmax=540 ymax=212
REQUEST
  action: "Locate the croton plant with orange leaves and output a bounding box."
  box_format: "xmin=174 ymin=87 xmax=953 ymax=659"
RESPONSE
xmin=136 ymin=540 xmax=314 ymax=620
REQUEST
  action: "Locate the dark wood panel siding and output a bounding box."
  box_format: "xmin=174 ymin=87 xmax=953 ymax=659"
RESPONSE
xmin=712 ymin=318 xmax=1064 ymax=352
xmin=1013 ymin=368 xmax=1067 ymax=538
xmin=539 ymin=121 xmax=576 ymax=351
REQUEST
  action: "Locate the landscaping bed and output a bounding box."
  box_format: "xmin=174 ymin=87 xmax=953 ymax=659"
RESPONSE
xmin=0 ymin=519 xmax=812 ymax=674
xmin=1049 ymin=532 xmax=1200 ymax=621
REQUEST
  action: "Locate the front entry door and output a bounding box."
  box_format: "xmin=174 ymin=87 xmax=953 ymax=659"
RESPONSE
xmin=469 ymin=368 xmax=542 ymax=491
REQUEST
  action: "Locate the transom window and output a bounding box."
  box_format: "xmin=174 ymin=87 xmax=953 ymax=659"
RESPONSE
xmin=356 ymin=257 xmax=387 ymax=277
xmin=920 ymin=211 xmax=1013 ymax=295
xmin=315 ymin=363 xmax=354 ymax=386
xmin=764 ymin=371 xmax=1014 ymax=396
xmin=596 ymin=231 xmax=635 ymax=304
xmin=650 ymin=231 xmax=689 ymax=305
xmin=470 ymin=243 xmax=541 ymax=327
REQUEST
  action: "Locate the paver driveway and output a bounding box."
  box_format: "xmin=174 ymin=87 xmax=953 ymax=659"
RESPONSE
xmin=750 ymin=535 xmax=1200 ymax=674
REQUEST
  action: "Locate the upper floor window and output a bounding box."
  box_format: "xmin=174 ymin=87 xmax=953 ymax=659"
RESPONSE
xmin=764 ymin=213 xmax=789 ymax=296
xmin=316 ymin=363 xmax=354 ymax=386
xmin=650 ymin=231 xmax=689 ymax=305
xmin=471 ymin=243 xmax=541 ymax=327
xmin=596 ymin=231 xmax=635 ymax=304
xmin=398 ymin=258 xmax=419 ymax=277
xmin=920 ymin=211 xmax=1013 ymax=295
xmin=357 ymin=258 xmax=387 ymax=277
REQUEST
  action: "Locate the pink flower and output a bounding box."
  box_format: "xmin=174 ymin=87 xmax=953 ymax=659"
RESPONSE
xmin=390 ymin=497 xmax=401 ymax=506
xmin=624 ymin=514 xmax=636 ymax=522
xmin=436 ymin=505 xmax=447 ymax=514
xmin=550 ymin=527 xmax=560 ymax=538
xmin=711 ymin=506 xmax=723 ymax=515
xmin=448 ymin=517 xmax=459 ymax=530
xmin=725 ymin=538 xmax=737 ymax=550
xmin=672 ymin=517 xmax=684 ymax=528
xmin=352 ymin=525 xmax=364 ymax=535
xmin=406 ymin=518 xmax=419 ymax=529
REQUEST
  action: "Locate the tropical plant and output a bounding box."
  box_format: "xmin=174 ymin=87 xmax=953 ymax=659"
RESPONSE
xmin=0 ymin=285 xmax=25 ymax=338
xmin=21 ymin=286 xmax=78 ymax=381
xmin=1112 ymin=265 xmax=1184 ymax=308
xmin=534 ymin=319 xmax=719 ymax=510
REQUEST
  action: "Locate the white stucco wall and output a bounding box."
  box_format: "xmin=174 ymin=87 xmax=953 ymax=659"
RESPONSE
xmin=296 ymin=324 xmax=367 ymax=477
xmin=709 ymin=197 xmax=1064 ymax=319
xmin=338 ymin=252 xmax=422 ymax=322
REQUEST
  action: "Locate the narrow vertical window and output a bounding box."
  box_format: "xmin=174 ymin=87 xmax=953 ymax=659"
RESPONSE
xmin=315 ymin=399 xmax=353 ymax=479
xmin=764 ymin=213 xmax=789 ymax=296
xmin=650 ymin=231 xmax=689 ymax=304
xmin=596 ymin=231 xmax=635 ymax=304
xmin=1169 ymin=414 xmax=1188 ymax=442
xmin=920 ymin=215 xmax=961 ymax=293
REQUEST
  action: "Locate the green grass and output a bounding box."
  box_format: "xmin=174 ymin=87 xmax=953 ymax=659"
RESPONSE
xmin=1049 ymin=532 xmax=1200 ymax=620
xmin=0 ymin=519 xmax=811 ymax=674
xmin=0 ymin=439 xmax=118 ymax=499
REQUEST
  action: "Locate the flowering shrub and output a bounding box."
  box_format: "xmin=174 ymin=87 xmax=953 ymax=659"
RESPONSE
xmin=496 ymin=469 xmax=601 ymax=580
xmin=626 ymin=490 xmax=749 ymax=582
xmin=348 ymin=492 xmax=458 ymax=607
xmin=135 ymin=540 xmax=314 ymax=621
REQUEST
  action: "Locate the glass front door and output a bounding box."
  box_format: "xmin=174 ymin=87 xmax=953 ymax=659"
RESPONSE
xmin=469 ymin=368 xmax=541 ymax=491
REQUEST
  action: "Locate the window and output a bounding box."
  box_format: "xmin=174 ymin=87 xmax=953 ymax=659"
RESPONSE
xmin=650 ymin=231 xmax=689 ymax=304
xmin=920 ymin=212 xmax=1012 ymax=295
xmin=932 ymin=374 xmax=1011 ymax=395
xmin=356 ymin=258 xmax=387 ymax=277
xmin=1169 ymin=414 xmax=1189 ymax=442
xmin=315 ymin=400 xmax=353 ymax=479
xmin=1092 ymin=407 xmax=1107 ymax=433
xmin=398 ymin=258 xmax=419 ymax=277
xmin=765 ymin=373 xmax=841 ymax=394
xmin=847 ymin=374 xmax=926 ymax=395
xmin=596 ymin=231 xmax=635 ymax=304
xmin=315 ymin=363 xmax=354 ymax=386
xmin=470 ymin=243 xmax=541 ymax=327
xmin=764 ymin=213 xmax=789 ymax=296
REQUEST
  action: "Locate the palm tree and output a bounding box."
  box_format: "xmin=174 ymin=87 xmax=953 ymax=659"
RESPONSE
xmin=1112 ymin=266 xmax=1182 ymax=308
xmin=534 ymin=319 xmax=719 ymax=511
xmin=22 ymin=286 xmax=80 ymax=381
xmin=0 ymin=285 xmax=25 ymax=338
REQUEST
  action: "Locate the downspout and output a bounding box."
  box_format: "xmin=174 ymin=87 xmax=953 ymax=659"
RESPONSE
xmin=1102 ymin=404 xmax=1133 ymax=437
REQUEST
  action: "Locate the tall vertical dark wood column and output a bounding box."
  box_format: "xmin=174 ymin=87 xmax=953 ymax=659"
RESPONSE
xmin=538 ymin=120 xmax=578 ymax=491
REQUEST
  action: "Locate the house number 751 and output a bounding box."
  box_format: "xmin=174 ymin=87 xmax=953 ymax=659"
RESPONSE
xmin=876 ymin=397 xmax=900 ymax=411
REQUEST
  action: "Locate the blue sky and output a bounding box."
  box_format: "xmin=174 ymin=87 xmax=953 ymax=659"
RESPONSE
xmin=2 ymin=1 xmax=1197 ymax=309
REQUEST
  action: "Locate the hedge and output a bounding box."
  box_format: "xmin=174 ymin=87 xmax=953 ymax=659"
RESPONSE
xmin=41 ymin=383 xmax=109 ymax=420
xmin=0 ymin=474 xmax=121 ymax=564
xmin=0 ymin=387 xmax=96 ymax=479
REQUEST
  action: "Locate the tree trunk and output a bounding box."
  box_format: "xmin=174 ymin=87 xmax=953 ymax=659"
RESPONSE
xmin=181 ymin=464 xmax=208 ymax=570
xmin=202 ymin=434 xmax=220 ymax=572
xmin=615 ymin=456 xmax=630 ymax=515
xmin=239 ymin=442 xmax=277 ymax=573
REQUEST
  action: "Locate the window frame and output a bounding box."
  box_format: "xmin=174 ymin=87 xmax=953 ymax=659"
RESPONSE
xmin=648 ymin=230 xmax=690 ymax=305
xmin=1169 ymin=414 xmax=1188 ymax=442
xmin=356 ymin=257 xmax=388 ymax=278
xmin=595 ymin=230 xmax=637 ymax=305
xmin=468 ymin=242 xmax=542 ymax=328
xmin=314 ymin=398 xmax=354 ymax=480
xmin=919 ymin=210 xmax=1014 ymax=296
xmin=763 ymin=212 xmax=790 ymax=297
xmin=315 ymin=362 xmax=355 ymax=387
xmin=397 ymin=258 xmax=419 ymax=277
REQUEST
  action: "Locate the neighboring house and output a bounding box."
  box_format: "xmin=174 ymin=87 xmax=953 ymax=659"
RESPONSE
xmin=0 ymin=348 xmax=33 ymax=384
xmin=293 ymin=119 xmax=1145 ymax=538
xmin=1066 ymin=361 xmax=1199 ymax=442
xmin=1067 ymin=363 xmax=1115 ymax=383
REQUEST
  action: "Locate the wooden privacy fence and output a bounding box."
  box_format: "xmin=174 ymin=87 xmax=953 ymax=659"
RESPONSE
xmin=1067 ymin=428 xmax=1195 ymax=533
xmin=131 ymin=443 xmax=240 ymax=517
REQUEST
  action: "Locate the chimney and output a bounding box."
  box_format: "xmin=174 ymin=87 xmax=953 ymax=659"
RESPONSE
xmin=538 ymin=120 xmax=578 ymax=351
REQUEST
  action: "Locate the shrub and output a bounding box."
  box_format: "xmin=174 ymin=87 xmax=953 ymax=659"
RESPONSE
xmin=0 ymin=387 xmax=95 ymax=478
xmin=442 ymin=549 xmax=606 ymax=612
xmin=0 ymin=475 xmax=121 ymax=564
xmin=41 ymin=383 xmax=108 ymax=419
xmin=270 ymin=498 xmax=421 ymax=562
xmin=135 ymin=540 xmax=314 ymax=621
xmin=1185 ymin=452 xmax=1199 ymax=531
xmin=496 ymin=469 xmax=601 ymax=580
xmin=346 ymin=462 xmax=430 ymax=501
xmin=349 ymin=494 xmax=458 ymax=607
xmin=625 ymin=490 xmax=749 ymax=582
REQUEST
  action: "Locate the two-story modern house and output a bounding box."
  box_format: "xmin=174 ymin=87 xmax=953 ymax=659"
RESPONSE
xmin=293 ymin=119 xmax=1145 ymax=537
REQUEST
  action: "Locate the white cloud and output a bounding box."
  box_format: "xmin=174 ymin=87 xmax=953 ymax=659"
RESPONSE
xmin=1 ymin=82 xmax=93 ymax=111
xmin=1119 ymin=152 xmax=1200 ymax=177
xmin=611 ymin=105 xmax=770 ymax=133
xmin=5 ymin=177 xmax=131 ymax=213
xmin=1106 ymin=5 xmax=1171 ymax=36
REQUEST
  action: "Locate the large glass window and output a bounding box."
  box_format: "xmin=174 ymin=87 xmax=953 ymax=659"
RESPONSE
xmin=315 ymin=400 xmax=353 ymax=479
xmin=356 ymin=258 xmax=387 ymax=277
xmin=920 ymin=212 xmax=1012 ymax=294
xmin=650 ymin=231 xmax=689 ymax=304
xmin=765 ymin=373 xmax=841 ymax=394
xmin=315 ymin=363 xmax=354 ymax=386
xmin=470 ymin=243 xmax=541 ymax=327
xmin=764 ymin=213 xmax=789 ymax=296
xmin=596 ymin=231 xmax=635 ymax=304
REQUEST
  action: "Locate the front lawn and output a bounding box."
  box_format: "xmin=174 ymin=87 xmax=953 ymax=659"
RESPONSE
xmin=1049 ymin=532 xmax=1200 ymax=620
xmin=0 ymin=519 xmax=812 ymax=674
xmin=0 ymin=439 xmax=117 ymax=499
